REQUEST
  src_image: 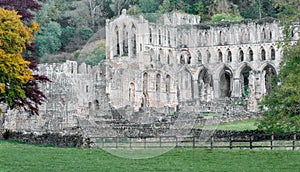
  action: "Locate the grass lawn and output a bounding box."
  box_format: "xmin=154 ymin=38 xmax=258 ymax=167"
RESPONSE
xmin=1 ymin=140 xmax=300 ymax=172
xmin=196 ymin=119 xmax=258 ymax=131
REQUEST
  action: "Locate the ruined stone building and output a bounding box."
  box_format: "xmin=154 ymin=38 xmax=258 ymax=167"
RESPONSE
xmin=1 ymin=10 xmax=299 ymax=135
xmin=105 ymin=10 xmax=299 ymax=111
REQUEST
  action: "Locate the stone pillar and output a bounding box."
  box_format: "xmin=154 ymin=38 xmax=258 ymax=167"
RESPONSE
xmin=213 ymin=79 xmax=220 ymax=98
xmin=233 ymin=78 xmax=241 ymax=97
xmin=193 ymin=80 xmax=199 ymax=99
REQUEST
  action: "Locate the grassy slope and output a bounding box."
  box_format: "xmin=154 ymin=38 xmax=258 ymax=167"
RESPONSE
xmin=196 ymin=119 xmax=258 ymax=131
xmin=1 ymin=141 xmax=300 ymax=172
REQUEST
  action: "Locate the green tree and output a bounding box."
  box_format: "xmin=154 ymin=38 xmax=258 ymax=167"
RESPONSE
xmin=258 ymin=41 xmax=300 ymax=133
xmin=84 ymin=40 xmax=106 ymax=66
xmin=138 ymin=0 xmax=159 ymax=13
xmin=158 ymin=0 xmax=171 ymax=13
xmin=36 ymin=21 xmax=62 ymax=57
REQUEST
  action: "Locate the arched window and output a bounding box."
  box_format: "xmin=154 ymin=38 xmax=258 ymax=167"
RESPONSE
xmin=158 ymin=29 xmax=162 ymax=45
xmin=219 ymin=31 xmax=222 ymax=44
xmin=116 ymin=30 xmax=120 ymax=55
xmin=167 ymin=30 xmax=171 ymax=45
xmin=166 ymin=75 xmax=171 ymax=93
xmin=271 ymin=47 xmax=275 ymax=60
xmin=95 ymin=100 xmax=100 ymax=110
xmin=187 ymin=54 xmax=192 ymax=64
xmin=129 ymin=83 xmax=135 ymax=102
xmin=239 ymin=49 xmax=244 ymax=62
xmin=249 ymin=49 xmax=254 ymax=61
xmin=132 ymin=34 xmax=136 ymax=56
xmin=218 ymin=50 xmax=223 ymax=62
xmin=227 ymin=50 xmax=232 ymax=62
xmin=261 ymin=48 xmax=266 ymax=61
xmin=261 ymin=28 xmax=266 ymax=41
xmin=158 ymin=49 xmax=163 ymax=62
xmin=156 ymin=74 xmax=161 ymax=92
xmin=149 ymin=28 xmax=152 ymax=43
xmin=123 ymin=25 xmax=128 ymax=55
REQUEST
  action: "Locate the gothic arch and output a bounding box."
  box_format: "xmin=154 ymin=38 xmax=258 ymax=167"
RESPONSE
xmin=218 ymin=49 xmax=223 ymax=62
xmin=261 ymin=64 xmax=277 ymax=94
xmin=158 ymin=29 xmax=162 ymax=45
xmin=227 ymin=48 xmax=232 ymax=62
xmin=261 ymin=28 xmax=266 ymax=41
xmin=158 ymin=48 xmax=164 ymax=62
xmin=131 ymin=24 xmax=137 ymax=56
xmin=143 ymin=72 xmax=149 ymax=93
xmin=149 ymin=27 xmax=152 ymax=43
xmin=115 ymin=25 xmax=120 ymax=56
xmin=259 ymin=63 xmax=277 ymax=75
xmin=235 ymin=62 xmax=253 ymax=78
xmin=129 ymin=82 xmax=135 ymax=103
xmin=261 ymin=47 xmax=266 ymax=61
xmin=219 ymin=65 xmax=233 ymax=98
xmin=239 ymin=48 xmax=244 ymax=62
xmin=167 ymin=49 xmax=173 ymax=64
xmin=239 ymin=65 xmax=252 ymax=97
xmin=198 ymin=68 xmax=213 ymax=100
xmin=248 ymin=47 xmax=254 ymax=61
xmin=178 ymin=67 xmax=193 ymax=100
xmin=167 ymin=29 xmax=171 ymax=46
xmin=123 ymin=24 xmax=128 ymax=55
xmin=178 ymin=50 xmax=191 ymax=64
xmin=166 ymin=74 xmax=171 ymax=93
xmin=270 ymin=46 xmax=276 ymax=60
xmin=156 ymin=73 xmax=161 ymax=92
xmin=141 ymin=93 xmax=149 ymax=107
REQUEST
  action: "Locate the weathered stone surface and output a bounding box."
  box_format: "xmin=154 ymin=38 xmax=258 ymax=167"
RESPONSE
xmin=1 ymin=12 xmax=299 ymax=138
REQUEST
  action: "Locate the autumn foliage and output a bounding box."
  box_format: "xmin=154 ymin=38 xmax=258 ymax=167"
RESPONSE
xmin=0 ymin=8 xmax=37 ymax=112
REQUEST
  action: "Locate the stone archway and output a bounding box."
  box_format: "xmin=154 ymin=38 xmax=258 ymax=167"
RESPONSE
xmin=198 ymin=68 xmax=212 ymax=101
xmin=141 ymin=93 xmax=149 ymax=107
xmin=263 ymin=64 xmax=276 ymax=94
xmin=219 ymin=66 xmax=233 ymax=98
xmin=240 ymin=66 xmax=252 ymax=97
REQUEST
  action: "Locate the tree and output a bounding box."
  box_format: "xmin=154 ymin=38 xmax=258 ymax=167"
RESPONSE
xmin=36 ymin=21 xmax=62 ymax=57
xmin=258 ymin=41 xmax=300 ymax=133
xmin=84 ymin=40 xmax=106 ymax=66
xmin=1 ymin=0 xmax=50 ymax=115
xmin=0 ymin=8 xmax=35 ymax=112
xmin=138 ymin=0 xmax=159 ymax=13
xmin=0 ymin=0 xmax=42 ymax=22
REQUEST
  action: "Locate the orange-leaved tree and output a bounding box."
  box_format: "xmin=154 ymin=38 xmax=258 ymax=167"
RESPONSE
xmin=0 ymin=8 xmax=37 ymax=112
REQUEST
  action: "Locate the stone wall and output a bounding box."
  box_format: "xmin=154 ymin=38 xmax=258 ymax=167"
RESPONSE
xmin=0 ymin=12 xmax=299 ymax=138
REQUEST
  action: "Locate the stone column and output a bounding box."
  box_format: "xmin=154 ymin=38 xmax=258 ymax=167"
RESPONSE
xmin=232 ymin=78 xmax=241 ymax=97
xmin=213 ymin=79 xmax=220 ymax=98
xmin=193 ymin=80 xmax=199 ymax=99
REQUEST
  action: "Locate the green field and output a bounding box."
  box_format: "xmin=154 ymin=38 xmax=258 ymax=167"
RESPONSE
xmin=1 ymin=140 xmax=300 ymax=172
xmin=196 ymin=119 xmax=258 ymax=131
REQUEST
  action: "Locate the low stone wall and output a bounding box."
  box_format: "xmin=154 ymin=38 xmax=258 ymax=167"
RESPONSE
xmin=0 ymin=129 xmax=84 ymax=147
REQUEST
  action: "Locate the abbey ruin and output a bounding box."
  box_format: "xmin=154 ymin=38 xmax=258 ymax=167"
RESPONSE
xmin=1 ymin=10 xmax=299 ymax=137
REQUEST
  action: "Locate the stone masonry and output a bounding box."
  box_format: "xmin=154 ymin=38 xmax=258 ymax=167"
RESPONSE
xmin=1 ymin=11 xmax=299 ymax=137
